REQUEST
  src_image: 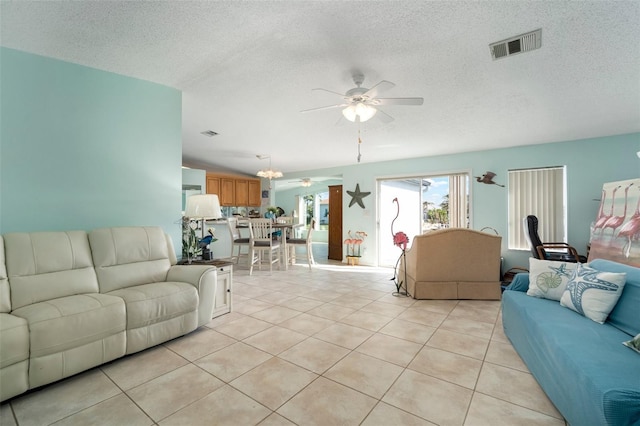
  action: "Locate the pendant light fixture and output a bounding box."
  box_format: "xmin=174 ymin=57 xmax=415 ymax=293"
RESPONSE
xmin=256 ymin=155 xmax=283 ymax=186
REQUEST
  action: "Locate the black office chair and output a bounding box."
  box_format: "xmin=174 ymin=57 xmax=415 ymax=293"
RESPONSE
xmin=523 ymin=215 xmax=587 ymax=263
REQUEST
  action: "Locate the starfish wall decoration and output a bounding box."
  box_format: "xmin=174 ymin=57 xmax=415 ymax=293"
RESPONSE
xmin=347 ymin=184 xmax=371 ymax=209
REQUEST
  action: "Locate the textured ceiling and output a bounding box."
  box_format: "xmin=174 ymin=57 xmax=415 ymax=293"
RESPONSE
xmin=2 ymin=1 xmax=639 ymax=176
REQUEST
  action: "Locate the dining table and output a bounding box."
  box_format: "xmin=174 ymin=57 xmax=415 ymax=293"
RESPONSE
xmin=236 ymin=221 xmax=303 ymax=270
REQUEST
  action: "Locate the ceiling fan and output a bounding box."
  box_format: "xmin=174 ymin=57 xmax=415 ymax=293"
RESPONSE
xmin=300 ymin=73 xmax=424 ymax=123
xmin=288 ymin=178 xmax=315 ymax=187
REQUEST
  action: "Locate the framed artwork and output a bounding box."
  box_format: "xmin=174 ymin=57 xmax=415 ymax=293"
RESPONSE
xmin=588 ymin=177 xmax=640 ymax=267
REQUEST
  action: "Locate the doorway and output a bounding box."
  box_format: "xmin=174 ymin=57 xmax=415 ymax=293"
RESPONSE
xmin=378 ymin=173 xmax=470 ymax=267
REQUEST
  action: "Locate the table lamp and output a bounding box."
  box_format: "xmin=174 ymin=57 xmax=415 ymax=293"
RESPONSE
xmin=184 ymin=194 xmax=223 ymax=239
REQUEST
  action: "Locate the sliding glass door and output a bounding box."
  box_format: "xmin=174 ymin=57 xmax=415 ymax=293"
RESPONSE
xmin=378 ymin=173 xmax=469 ymax=267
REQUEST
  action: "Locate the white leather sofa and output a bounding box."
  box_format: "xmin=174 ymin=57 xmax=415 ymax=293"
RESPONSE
xmin=0 ymin=227 xmax=217 ymax=402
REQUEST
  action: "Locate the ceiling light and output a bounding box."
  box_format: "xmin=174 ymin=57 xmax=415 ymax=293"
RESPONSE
xmin=301 ymin=179 xmax=312 ymax=187
xmin=342 ymin=102 xmax=377 ymax=122
xmin=256 ymin=155 xmax=283 ymax=183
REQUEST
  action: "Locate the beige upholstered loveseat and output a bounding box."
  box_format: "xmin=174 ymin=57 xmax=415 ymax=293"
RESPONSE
xmin=400 ymin=228 xmax=502 ymax=300
xmin=0 ymin=226 xmax=217 ymax=402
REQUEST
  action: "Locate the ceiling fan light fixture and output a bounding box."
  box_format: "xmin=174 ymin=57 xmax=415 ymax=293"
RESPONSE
xmin=342 ymin=102 xmax=377 ymax=122
xmin=256 ymin=154 xmax=283 ymax=181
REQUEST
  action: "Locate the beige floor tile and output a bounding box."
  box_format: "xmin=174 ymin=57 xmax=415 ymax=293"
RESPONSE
xmin=325 ymin=352 xmax=404 ymax=398
xmin=408 ymin=346 xmax=482 ymax=389
xmin=379 ymin=318 xmax=437 ymax=344
xmin=449 ymin=301 xmax=501 ymax=324
xmin=352 ymin=288 xmax=389 ymax=300
xmin=258 ymin=412 xmax=297 ymax=426
xmin=163 ymin=327 xmax=237 ymax=361
xmin=329 ymin=295 xmax=375 ymax=309
xmin=490 ymin=321 xmax=511 ymax=344
xmin=279 ymin=337 xmax=349 ymax=374
xmin=213 ymin=316 xmax=273 ymax=340
xmin=282 ymin=296 xmax=325 ymax=312
xmin=0 ymin=402 xmax=17 ymax=426
xmin=439 ymin=316 xmax=495 ymax=339
xmin=127 ymin=364 xmax=224 ymax=422
xmin=383 ymin=369 xmax=473 ymax=426
xmin=376 ymin=293 xmax=417 ymax=307
xmin=233 ymin=284 xmax=274 ymax=299
xmin=465 ymin=392 xmax=565 ymax=425
xmin=356 ymin=333 xmax=422 ymax=367
xmin=411 ymin=299 xmax=459 ymax=314
xmin=250 ymin=305 xmax=301 ymax=324
xmin=12 ymin=369 xmax=120 ymax=426
xmin=278 ymin=312 xmax=335 ymax=335
xmin=243 ymin=326 xmax=308 ymax=355
xmin=277 ymin=376 xmax=377 ymax=426
xmin=485 ymin=340 xmax=529 ymax=372
xmin=361 ymin=402 xmax=436 ymax=426
xmin=305 ymin=288 xmax=342 ymax=302
xmin=159 ymin=385 xmax=271 ymax=426
xmin=101 ymin=345 xmax=189 ymax=390
xmin=0 ymin=404 xmax=16 ymax=426
xmin=256 ymin=291 xmax=299 ymax=305
xmin=426 ymin=328 xmax=489 ymax=360
xmin=230 ymin=357 xmax=317 ymax=410
xmin=51 ymin=394 xmax=153 ymax=426
xmin=359 ymin=300 xmax=408 ymax=317
xmin=476 ymin=363 xmax=562 ymax=419
xmin=234 ymin=298 xmax=274 ymax=315
xmin=340 ymin=309 xmax=394 ymax=331
xmin=195 ymin=342 xmax=272 ymax=382
xmin=205 ymin=311 xmax=246 ymax=328
xmin=397 ymin=307 xmax=447 ymax=327
xmin=306 ymin=303 xmax=355 ymax=320
xmin=313 ymin=322 xmax=374 ymax=349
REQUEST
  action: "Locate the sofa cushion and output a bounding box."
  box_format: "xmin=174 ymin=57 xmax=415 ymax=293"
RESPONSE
xmin=0 ymin=313 xmax=29 ymax=369
xmin=90 ymin=227 xmax=172 ymax=293
xmin=0 ymin=236 xmax=10 ymax=314
xmin=502 ymin=290 xmax=640 ymax=426
xmin=590 ymin=259 xmax=640 ymax=337
xmin=527 ymin=258 xmax=577 ymax=301
xmin=107 ymin=281 xmax=198 ymax=354
xmin=560 ymin=263 xmax=626 ymax=324
xmin=4 ymin=231 xmax=99 ymax=310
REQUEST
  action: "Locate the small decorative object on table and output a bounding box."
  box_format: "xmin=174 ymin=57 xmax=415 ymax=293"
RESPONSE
xmin=345 ymin=230 xmax=367 ymax=266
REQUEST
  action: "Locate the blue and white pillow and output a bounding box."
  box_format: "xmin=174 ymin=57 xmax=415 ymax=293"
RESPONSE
xmin=560 ymin=263 xmax=627 ymax=324
xmin=623 ymin=333 xmax=640 ymax=354
xmin=527 ymin=258 xmax=577 ymax=301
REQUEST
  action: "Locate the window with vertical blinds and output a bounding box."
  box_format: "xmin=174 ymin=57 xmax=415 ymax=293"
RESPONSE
xmin=508 ymin=166 xmax=566 ymax=250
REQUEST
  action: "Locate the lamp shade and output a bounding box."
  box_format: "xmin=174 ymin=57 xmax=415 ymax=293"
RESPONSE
xmin=184 ymin=194 xmax=222 ymax=219
xmin=342 ymin=102 xmax=377 ymax=122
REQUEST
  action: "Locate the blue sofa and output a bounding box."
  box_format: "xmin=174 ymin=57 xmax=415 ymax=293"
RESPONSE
xmin=502 ymin=259 xmax=640 ymax=426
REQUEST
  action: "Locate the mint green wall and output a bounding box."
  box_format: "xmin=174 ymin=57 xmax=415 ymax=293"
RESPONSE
xmin=281 ymin=133 xmax=639 ymax=268
xmin=0 ymin=48 xmax=183 ymax=251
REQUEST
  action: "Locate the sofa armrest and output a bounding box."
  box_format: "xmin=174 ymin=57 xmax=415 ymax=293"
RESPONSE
xmin=506 ymin=273 xmax=530 ymax=292
xmin=167 ymin=265 xmax=217 ymax=327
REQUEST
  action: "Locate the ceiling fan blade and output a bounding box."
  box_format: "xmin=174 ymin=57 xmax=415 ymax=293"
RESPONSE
xmin=373 ymin=97 xmax=424 ymax=106
xmin=363 ymin=80 xmax=395 ymax=98
xmin=300 ymin=103 xmax=347 ymax=113
xmin=373 ymin=108 xmax=394 ymax=124
xmin=312 ymin=88 xmax=346 ymax=97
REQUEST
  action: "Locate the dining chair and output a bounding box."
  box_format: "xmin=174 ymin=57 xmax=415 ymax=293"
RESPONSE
xmin=249 ymin=218 xmax=281 ymax=275
xmin=227 ymin=217 xmax=251 ymax=264
xmin=286 ymin=219 xmax=315 ymax=269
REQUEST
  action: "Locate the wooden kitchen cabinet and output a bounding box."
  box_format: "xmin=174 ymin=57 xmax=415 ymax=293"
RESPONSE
xmin=248 ymin=180 xmax=261 ymax=206
xmin=220 ymin=178 xmax=235 ymax=206
xmin=206 ymin=173 xmax=262 ymax=207
xmin=235 ymin=179 xmax=249 ymax=206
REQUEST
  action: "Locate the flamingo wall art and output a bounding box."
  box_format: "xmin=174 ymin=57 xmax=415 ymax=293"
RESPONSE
xmin=589 ymin=178 xmax=640 ymax=266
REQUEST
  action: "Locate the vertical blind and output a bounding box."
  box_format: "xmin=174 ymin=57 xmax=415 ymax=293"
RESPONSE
xmin=508 ymin=166 xmax=566 ymax=250
xmin=449 ymin=174 xmax=468 ymax=228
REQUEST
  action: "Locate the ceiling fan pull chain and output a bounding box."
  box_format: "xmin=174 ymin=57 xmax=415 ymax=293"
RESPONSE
xmin=357 ymin=126 xmax=362 ymax=163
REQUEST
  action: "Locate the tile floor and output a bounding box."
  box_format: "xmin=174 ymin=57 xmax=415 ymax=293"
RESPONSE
xmin=0 ymin=248 xmax=567 ymax=426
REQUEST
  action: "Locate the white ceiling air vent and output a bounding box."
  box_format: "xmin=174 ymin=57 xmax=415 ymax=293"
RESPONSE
xmin=200 ymin=130 xmax=218 ymax=137
xmin=490 ymin=29 xmax=541 ymax=60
